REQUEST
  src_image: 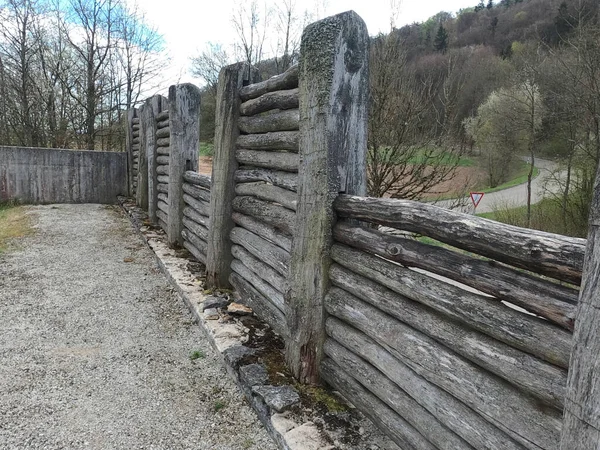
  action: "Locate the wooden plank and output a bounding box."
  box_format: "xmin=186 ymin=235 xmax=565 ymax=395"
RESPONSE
xmin=124 ymin=108 xmax=137 ymax=197
xmin=156 ymin=110 xmax=169 ymax=121
xmin=334 ymin=196 xmax=586 ymax=285
xmin=156 ymin=119 xmax=169 ymax=129
xmin=157 ymin=199 xmax=168 ymax=214
xmin=232 ymin=196 xmax=295 ymax=236
xmin=231 ymin=244 xmax=287 ymax=303
xmin=157 ymin=175 xmax=169 ymax=184
xmin=157 ymin=137 xmax=170 ymax=147
xmin=235 ymin=182 xmax=297 ymax=211
xmin=156 ymin=127 xmax=170 ymax=138
xmin=206 ymin=62 xmax=259 ymax=289
xmin=183 ymin=193 xmax=210 ymax=217
xmin=240 ymin=90 xmax=299 ymax=117
xmin=230 ymin=226 xmax=289 ymax=277
xmin=157 ymin=183 xmax=168 ymax=194
xmin=136 ymin=102 xmax=149 ymax=209
xmin=334 ymin=222 xmax=578 ymax=331
xmin=329 ymin=265 xmax=567 ymax=408
xmin=156 ymin=155 xmax=169 ymax=165
xmin=325 ymin=285 xmax=563 ymax=450
xmin=183 ymin=170 xmax=211 ymax=189
xmin=230 ymin=273 xmax=288 ymax=338
xmin=183 ymin=206 xmax=209 ymax=228
xmin=239 ymin=108 xmax=299 ymax=133
xmin=156 ymin=165 xmax=169 ymax=175
xmin=157 ymin=209 xmax=168 ymax=225
xmin=182 ymin=182 xmax=211 ymax=203
xmin=326 ymin=318 xmax=526 ymax=450
xmin=158 ymin=192 xmax=168 ymax=203
xmin=157 ymin=146 xmax=170 ymax=156
xmin=235 ymin=168 xmax=297 ymax=192
xmin=285 ymin=11 xmax=370 ymax=384
xmin=232 ymin=212 xmax=292 ymax=252
xmin=239 ymin=64 xmax=298 ymax=101
xmin=324 ymin=338 xmax=473 ymax=450
xmin=182 ymin=228 xmax=208 ymax=259
xmin=231 ymin=259 xmax=285 ymax=312
xmin=332 ymin=243 xmax=572 ymax=370
xmin=183 ymin=217 xmax=209 ymax=241
xmin=236 ymin=131 xmax=299 ymax=152
xmin=236 ymin=149 xmax=299 ymax=172
xmin=321 ymin=358 xmax=437 ymax=450
xmin=183 ymin=240 xmax=207 ymax=265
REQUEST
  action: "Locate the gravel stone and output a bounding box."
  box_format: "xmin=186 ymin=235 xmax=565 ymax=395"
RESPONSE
xmin=239 ymin=364 xmax=269 ymax=387
xmin=252 ymin=386 xmax=300 ymax=413
xmin=0 ymin=204 xmax=277 ymax=450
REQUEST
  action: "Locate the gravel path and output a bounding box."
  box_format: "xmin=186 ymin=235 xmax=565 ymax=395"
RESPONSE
xmin=0 ymin=204 xmax=277 ymax=450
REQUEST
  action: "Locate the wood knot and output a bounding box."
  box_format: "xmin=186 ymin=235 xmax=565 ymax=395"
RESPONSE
xmin=387 ymin=244 xmax=400 ymax=256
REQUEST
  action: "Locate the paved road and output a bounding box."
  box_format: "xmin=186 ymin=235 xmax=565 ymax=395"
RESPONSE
xmin=0 ymin=204 xmax=276 ymax=450
xmin=435 ymin=158 xmax=563 ymax=214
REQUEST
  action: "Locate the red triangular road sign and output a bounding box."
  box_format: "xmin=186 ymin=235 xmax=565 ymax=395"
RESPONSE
xmin=470 ymin=192 xmax=484 ymax=208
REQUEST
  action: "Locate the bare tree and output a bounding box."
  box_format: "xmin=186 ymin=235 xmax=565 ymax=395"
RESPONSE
xmin=232 ymin=0 xmax=267 ymax=67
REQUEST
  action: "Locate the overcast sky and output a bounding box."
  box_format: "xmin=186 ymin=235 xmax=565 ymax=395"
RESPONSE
xmin=132 ymin=0 xmax=476 ymax=89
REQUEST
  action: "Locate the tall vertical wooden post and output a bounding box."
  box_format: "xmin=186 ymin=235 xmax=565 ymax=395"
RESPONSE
xmin=285 ymin=11 xmax=369 ymax=384
xmin=206 ymin=62 xmax=259 ymax=288
xmin=145 ymin=95 xmax=167 ymax=224
xmin=560 ymin=162 xmax=600 ymax=448
xmin=136 ymin=102 xmax=149 ymax=209
xmin=167 ymin=83 xmax=201 ymax=246
xmin=124 ymin=108 xmax=136 ymax=197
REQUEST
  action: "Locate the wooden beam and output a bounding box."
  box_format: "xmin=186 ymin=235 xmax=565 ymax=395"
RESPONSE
xmin=239 ymin=64 xmax=298 ymax=101
xmin=238 ymin=108 xmax=299 ymax=133
xmin=240 ymin=92 xmax=299 ymax=118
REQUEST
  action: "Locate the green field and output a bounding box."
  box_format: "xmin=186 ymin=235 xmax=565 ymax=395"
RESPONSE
xmin=199 ymin=142 xmax=214 ymax=156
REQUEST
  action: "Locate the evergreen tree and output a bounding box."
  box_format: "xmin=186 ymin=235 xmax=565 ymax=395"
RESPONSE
xmin=487 ymin=0 xmax=494 ymax=9
xmin=555 ymin=2 xmax=575 ymax=36
xmin=434 ymin=24 xmax=449 ymax=53
xmin=475 ymin=1 xmax=486 ymax=12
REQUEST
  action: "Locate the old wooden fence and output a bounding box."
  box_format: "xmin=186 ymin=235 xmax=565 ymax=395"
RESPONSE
xmin=125 ymin=10 xmax=600 ymax=450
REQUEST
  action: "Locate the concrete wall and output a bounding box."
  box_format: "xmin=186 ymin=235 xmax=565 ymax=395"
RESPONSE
xmin=0 ymin=146 xmax=128 ymax=204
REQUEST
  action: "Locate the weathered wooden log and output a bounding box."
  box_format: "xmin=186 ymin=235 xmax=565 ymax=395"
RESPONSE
xmin=326 ymin=318 xmax=526 ymax=450
xmin=182 ymin=182 xmax=210 ymax=203
xmin=124 ymin=108 xmax=137 ymax=196
xmin=156 ymin=155 xmax=169 ymax=165
xmin=157 ymin=137 xmax=170 ymax=147
xmin=232 ymin=196 xmax=295 ymax=236
xmin=230 ymin=227 xmax=289 ymax=276
xmin=183 ymin=217 xmax=208 ymax=241
xmin=132 ymin=117 xmax=140 ymax=125
xmin=133 ymin=137 xmax=140 ymax=145
xmin=183 ymin=240 xmax=206 ymax=265
xmin=321 ymin=358 xmax=437 ymax=450
xmin=334 ymin=222 xmax=578 ymax=331
xmin=158 ymin=217 xmax=168 ymax=231
xmin=332 ymin=243 xmax=572 ymax=370
xmin=239 ymin=108 xmax=299 ymax=133
xmin=157 ymin=119 xmax=169 ymax=129
xmin=231 ymin=259 xmax=285 ymax=312
xmin=235 ymin=168 xmax=297 ymax=192
xmin=230 ymin=273 xmax=288 ymax=338
xmin=183 ymin=170 xmax=211 ymax=189
xmin=156 ymin=110 xmax=169 ymax=121
xmin=158 ymin=192 xmax=168 ymax=203
xmin=236 ymin=131 xmax=299 ymax=152
xmin=183 ymin=193 xmax=210 ymax=217
xmin=133 ymin=163 xmax=139 ymax=171
xmin=183 ymin=206 xmax=209 ymax=228
xmin=157 ymin=183 xmax=168 ymax=194
xmin=182 ymin=228 xmax=208 ymax=259
xmin=156 ymin=127 xmax=170 ymax=138
xmin=156 ymin=164 xmax=169 ymax=175
xmin=156 ymin=146 xmax=170 ymax=155
xmin=232 ymin=212 xmax=292 ymax=252
xmin=239 ymin=64 xmax=298 ymax=101
xmin=324 ymin=338 xmax=473 ymax=450
xmin=157 ymin=175 xmax=169 ymax=184
xmin=236 ymin=149 xmax=299 ymax=172
xmin=335 ymin=196 xmax=586 ymax=285
xmin=231 ymin=244 xmax=287 ymax=302
xmin=240 ymin=90 xmax=299 ymax=117
xmin=328 ymin=266 xmax=567 ymax=408
xmin=325 ymin=285 xmax=563 ymax=450
xmin=235 ymin=182 xmax=297 ymax=211
xmin=157 ymin=199 xmax=168 ymax=214
xmin=132 ymin=150 xmax=139 ymax=158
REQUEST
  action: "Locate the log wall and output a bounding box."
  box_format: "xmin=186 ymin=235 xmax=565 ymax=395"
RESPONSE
xmin=154 ymin=108 xmax=170 ymax=232
xmin=181 ymin=170 xmax=211 ymax=264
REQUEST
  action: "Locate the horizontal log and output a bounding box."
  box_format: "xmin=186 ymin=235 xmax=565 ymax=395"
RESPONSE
xmin=183 ymin=193 xmax=210 ymax=217
xmin=183 ymin=170 xmax=211 ymax=189
xmin=158 ymin=217 xmax=168 ymax=232
xmin=133 ymin=164 xmax=138 ymax=171
xmin=132 ymin=150 xmax=139 ymax=158
xmin=157 ymin=175 xmax=169 ymax=184
xmin=156 ymin=155 xmax=170 ymax=165
xmin=321 ymin=358 xmax=437 ymax=450
xmin=157 ymin=199 xmax=168 ymax=215
xmin=157 ymin=137 xmax=170 ymax=147
xmin=158 ymin=192 xmax=168 ymax=203
xmin=183 ymin=240 xmax=206 ymax=265
xmin=182 ymin=183 xmax=210 ymax=203
xmin=157 ymin=183 xmax=168 ymax=194
xmin=235 ymin=168 xmax=297 ymax=192
xmin=182 ymin=228 xmax=208 ymax=259
xmin=156 ymin=165 xmax=169 ymax=175
xmin=232 ymin=212 xmax=292 ymax=252
xmin=231 ymin=259 xmax=285 ymax=312
xmin=326 ymin=318 xmax=525 ymax=450
xmin=157 ymin=146 xmax=170 ymax=155
xmin=156 ymin=127 xmax=170 ymax=138
xmin=236 ymin=131 xmax=299 ymax=152
xmin=239 ymin=108 xmax=299 ymax=133
xmin=230 ymin=272 xmax=288 ymax=338
xmin=236 ymin=149 xmax=299 ymax=172
xmin=232 ymin=196 xmax=295 ymax=236
xmin=132 ymin=137 xmax=140 ymax=145
xmin=230 ymin=226 xmax=289 ymax=276
xmin=332 ymin=243 xmax=571 ymax=370
xmin=239 ymin=64 xmax=298 ymax=101
xmin=325 ymin=285 xmax=563 ymax=450
xmin=156 ymin=119 xmax=169 ymax=129
xmin=231 ymin=244 xmax=287 ymax=302
xmin=235 ymin=182 xmax=297 ymax=211
xmin=324 ymin=338 xmax=472 ymax=450
xmin=334 ymin=222 xmax=578 ymax=331
xmin=156 ymin=110 xmax=169 ymax=121
xmin=132 ymin=132 xmax=140 ymax=139
xmin=132 ymin=117 xmax=140 ymax=125
xmin=334 ymin=196 xmax=585 ymax=285
xmin=328 ymin=266 xmax=567 ymax=408
xmin=183 ymin=206 xmax=209 ymax=228
xmin=240 ymin=90 xmax=299 ymax=117
xmin=183 ymin=217 xmax=208 ymax=241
